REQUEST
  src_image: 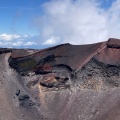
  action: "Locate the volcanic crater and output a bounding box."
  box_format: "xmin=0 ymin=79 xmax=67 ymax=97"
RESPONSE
xmin=0 ymin=38 xmax=120 ymax=120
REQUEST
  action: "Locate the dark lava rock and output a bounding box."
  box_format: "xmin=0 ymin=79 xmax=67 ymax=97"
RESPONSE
xmin=18 ymin=95 xmax=30 ymax=101
xmin=15 ymin=90 xmax=20 ymax=96
xmin=18 ymin=95 xmax=35 ymax=108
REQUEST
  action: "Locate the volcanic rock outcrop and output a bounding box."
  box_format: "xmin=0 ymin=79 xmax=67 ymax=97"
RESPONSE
xmin=0 ymin=38 xmax=120 ymax=120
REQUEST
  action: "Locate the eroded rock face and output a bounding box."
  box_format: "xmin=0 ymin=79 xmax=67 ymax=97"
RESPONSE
xmin=0 ymin=38 xmax=120 ymax=120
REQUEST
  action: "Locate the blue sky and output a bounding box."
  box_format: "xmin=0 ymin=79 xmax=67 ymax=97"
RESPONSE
xmin=0 ymin=0 xmax=45 ymax=34
xmin=0 ymin=0 xmax=120 ymax=48
xmin=99 ymin=0 xmax=116 ymax=9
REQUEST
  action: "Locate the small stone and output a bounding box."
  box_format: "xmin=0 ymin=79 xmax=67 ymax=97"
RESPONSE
xmin=91 ymin=108 xmax=98 ymax=114
xmin=15 ymin=90 xmax=20 ymax=96
xmin=18 ymin=95 xmax=30 ymax=101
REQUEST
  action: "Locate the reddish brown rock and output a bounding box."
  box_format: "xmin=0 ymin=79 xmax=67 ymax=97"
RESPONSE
xmin=107 ymin=38 xmax=120 ymax=48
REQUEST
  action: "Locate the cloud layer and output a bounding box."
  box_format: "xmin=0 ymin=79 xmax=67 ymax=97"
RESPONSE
xmin=0 ymin=33 xmax=37 ymax=48
xmin=0 ymin=33 xmax=20 ymax=41
xmin=34 ymin=0 xmax=120 ymax=45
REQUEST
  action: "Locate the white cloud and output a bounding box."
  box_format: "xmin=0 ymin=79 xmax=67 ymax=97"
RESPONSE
xmin=34 ymin=0 xmax=120 ymax=45
xmin=24 ymin=35 xmax=29 ymax=38
xmin=24 ymin=41 xmax=37 ymax=46
xmin=0 ymin=33 xmax=20 ymax=41
xmin=0 ymin=33 xmax=37 ymax=47
xmin=43 ymin=36 xmax=60 ymax=45
xmin=12 ymin=41 xmax=23 ymax=46
xmin=0 ymin=41 xmax=23 ymax=47
xmin=105 ymin=0 xmax=120 ymax=39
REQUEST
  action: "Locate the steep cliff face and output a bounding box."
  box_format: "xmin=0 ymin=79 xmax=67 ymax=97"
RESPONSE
xmin=0 ymin=38 xmax=120 ymax=120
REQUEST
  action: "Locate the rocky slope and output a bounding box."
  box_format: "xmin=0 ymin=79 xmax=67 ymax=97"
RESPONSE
xmin=0 ymin=38 xmax=120 ymax=120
